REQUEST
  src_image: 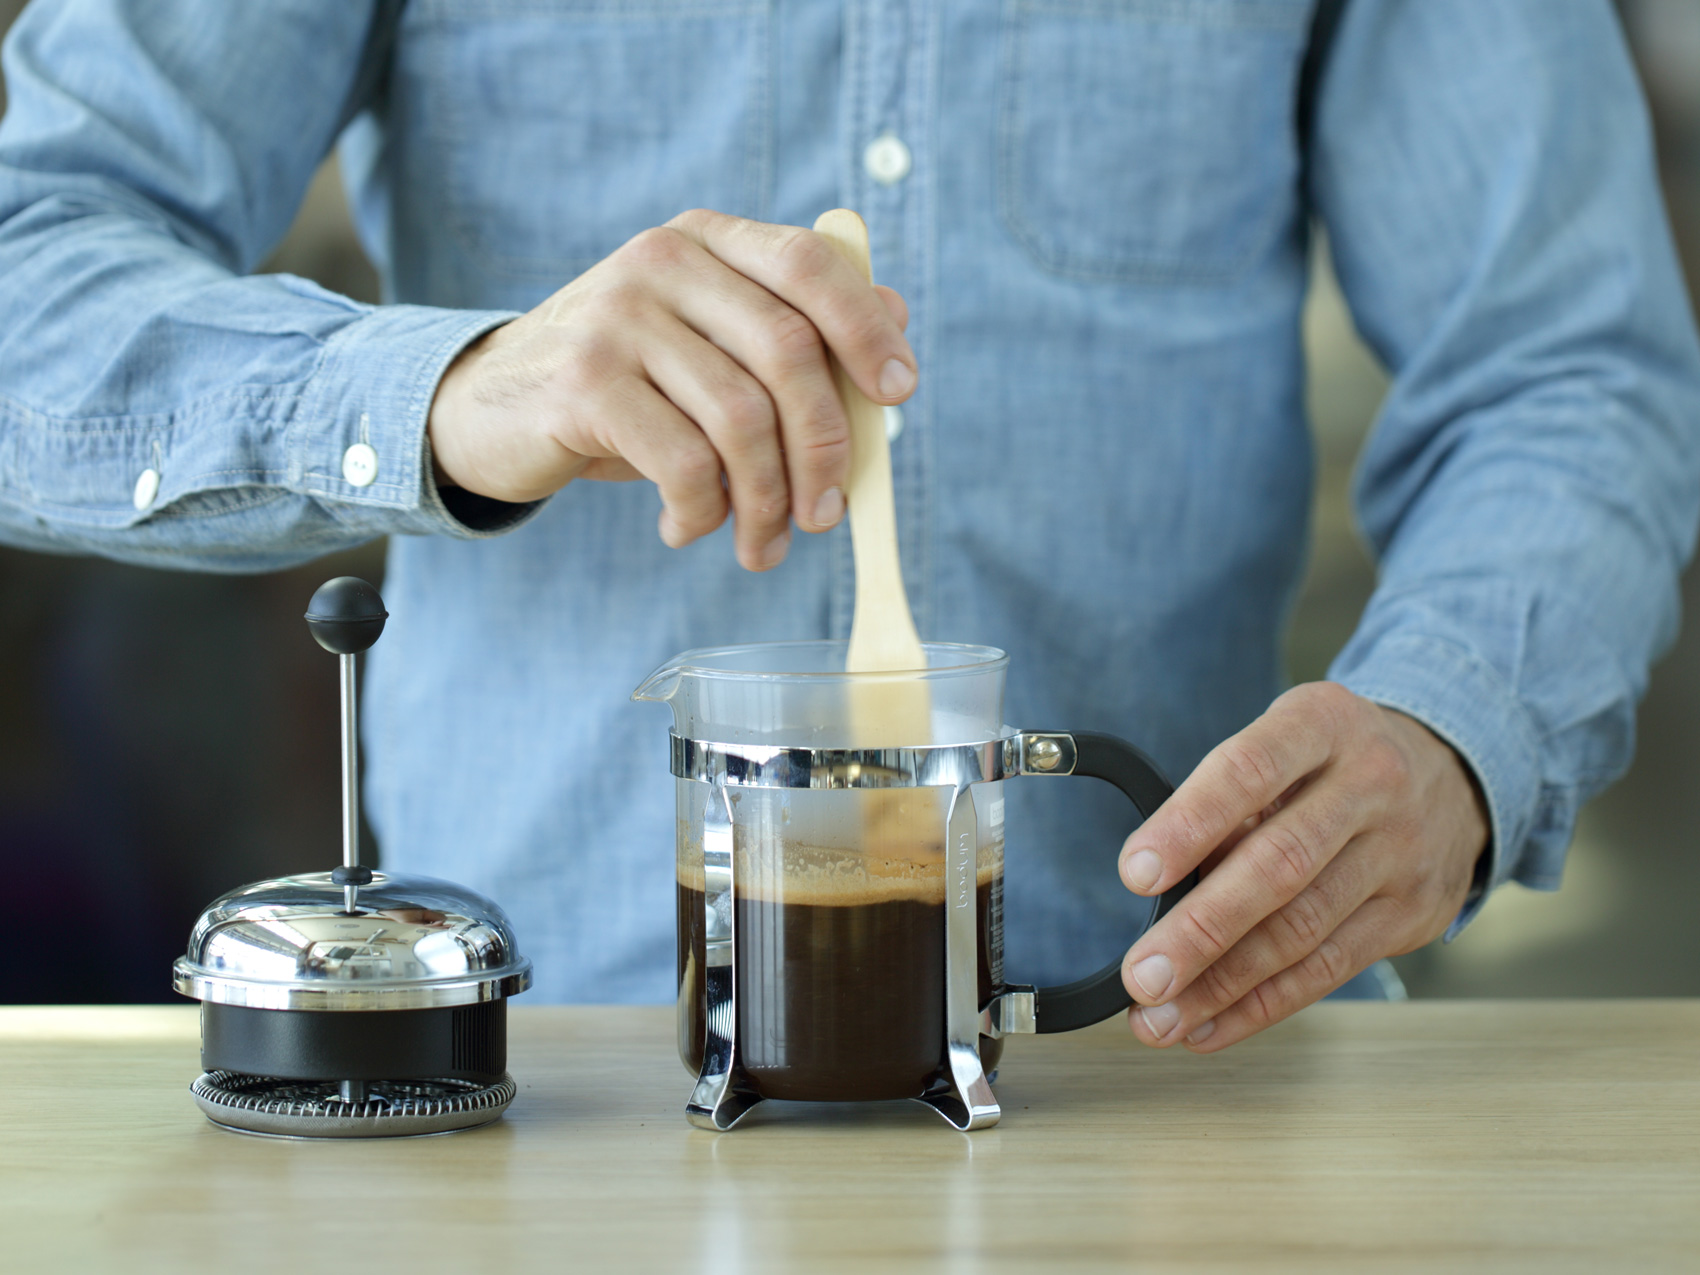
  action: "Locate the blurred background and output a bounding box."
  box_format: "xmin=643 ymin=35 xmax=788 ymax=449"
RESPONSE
xmin=1 ymin=1 xmax=1696 ymax=1002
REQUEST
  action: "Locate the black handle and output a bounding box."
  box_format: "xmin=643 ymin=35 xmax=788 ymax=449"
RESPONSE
xmin=1027 ymin=731 xmax=1197 ymax=1034
xmin=305 ymin=576 xmax=388 ymax=655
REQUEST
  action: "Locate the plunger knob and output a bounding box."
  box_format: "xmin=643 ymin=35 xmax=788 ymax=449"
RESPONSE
xmin=305 ymin=577 xmax=388 ymax=655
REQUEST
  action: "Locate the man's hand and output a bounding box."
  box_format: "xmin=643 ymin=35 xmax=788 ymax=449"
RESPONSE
xmin=1117 ymin=682 xmax=1488 ymax=1052
xmin=426 ymin=210 xmax=916 ymax=572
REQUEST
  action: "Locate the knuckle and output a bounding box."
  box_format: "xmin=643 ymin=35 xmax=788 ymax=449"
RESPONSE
xmin=588 ymin=279 xmax=651 ymax=326
xmin=738 ymin=467 xmax=789 ymax=517
xmin=792 ymin=438 xmax=850 ymax=488
xmin=1192 ymin=956 xmax=1243 ymax=1011
xmin=1243 ymin=979 xmax=1283 ymax=1028
xmin=716 ymin=382 xmax=777 ymax=441
xmin=1177 ymin=902 xmax=1232 ymax=963
xmin=1220 ymin=738 xmax=1284 ymax=803
xmin=674 ymin=498 xmax=726 ymax=537
xmin=765 ymin=306 xmax=826 ymax=366
xmin=1252 ymin=819 xmax=1320 ymax=897
xmin=1280 ymin=681 xmax=1356 ymax=742
xmin=774 ymin=228 xmax=832 ymax=284
xmin=665 ymin=207 xmax=715 ymax=233
xmin=671 ymin=445 xmax=721 ymax=493
xmin=1161 ymin=802 xmax=1218 ymax=858
xmin=1362 ymin=735 xmax=1412 ymax=792
xmin=1305 ymin=937 xmax=1352 ymax=988
xmin=788 ymin=406 xmax=851 ymax=472
xmin=621 ymin=225 xmax=688 ymax=270
xmin=1271 ymin=889 xmax=1327 ymax=955
xmin=1302 ymin=679 xmax=1359 ymax=722
xmin=836 ymin=306 xmax=893 ymax=359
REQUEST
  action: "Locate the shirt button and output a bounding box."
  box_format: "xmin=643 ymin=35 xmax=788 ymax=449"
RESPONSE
xmin=884 ymin=405 xmax=904 ymax=443
xmin=342 ymin=443 xmax=378 ymax=488
xmin=863 ymin=133 xmax=912 ymax=186
xmin=132 ymin=468 xmax=160 ymax=512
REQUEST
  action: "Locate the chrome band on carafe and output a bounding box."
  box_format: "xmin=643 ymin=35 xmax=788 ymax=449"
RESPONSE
xmin=670 ymin=731 xmax=1085 ymax=789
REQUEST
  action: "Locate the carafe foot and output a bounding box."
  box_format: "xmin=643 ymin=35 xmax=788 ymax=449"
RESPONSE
xmin=686 ymin=1070 xmax=763 ymax=1131
xmin=913 ymin=1044 xmax=1001 ymax=1130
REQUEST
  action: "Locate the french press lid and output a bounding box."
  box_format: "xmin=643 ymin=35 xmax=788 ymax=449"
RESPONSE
xmin=172 ymin=871 xmax=532 ymax=1012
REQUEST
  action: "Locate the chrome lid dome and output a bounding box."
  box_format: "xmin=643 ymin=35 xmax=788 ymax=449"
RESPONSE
xmin=172 ymin=872 xmax=532 ymax=1011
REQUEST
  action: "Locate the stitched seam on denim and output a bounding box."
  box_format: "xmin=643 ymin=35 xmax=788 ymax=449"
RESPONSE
xmin=28 ymin=485 xmax=288 ymax=522
xmin=1014 ymin=0 xmax=1307 ymax=29
xmin=995 ymin=1 xmax=1300 ymax=285
xmin=423 ymin=7 xmax=774 ymax=279
xmin=146 ymin=487 xmax=292 ymax=520
xmin=161 ymin=468 xmax=290 ymax=481
xmin=414 ymin=0 xmax=764 ymax=19
xmin=0 ymin=386 xmax=298 ymax=433
xmin=0 ymin=393 xmax=298 ymax=509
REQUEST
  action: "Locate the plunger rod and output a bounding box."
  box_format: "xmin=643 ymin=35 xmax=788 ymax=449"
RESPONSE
xmin=341 ymin=652 xmax=360 ymax=913
xmin=305 ymin=576 xmax=387 ymax=914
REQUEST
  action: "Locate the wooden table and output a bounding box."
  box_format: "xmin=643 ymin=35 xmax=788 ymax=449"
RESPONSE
xmin=2 ymin=1003 xmax=1696 ymax=1273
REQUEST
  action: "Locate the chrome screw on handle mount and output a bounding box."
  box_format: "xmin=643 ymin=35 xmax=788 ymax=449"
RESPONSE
xmin=304 ymin=577 xmax=389 ymax=914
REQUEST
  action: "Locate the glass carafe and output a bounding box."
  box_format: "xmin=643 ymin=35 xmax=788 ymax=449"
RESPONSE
xmin=633 ymin=640 xmax=1193 ymax=1130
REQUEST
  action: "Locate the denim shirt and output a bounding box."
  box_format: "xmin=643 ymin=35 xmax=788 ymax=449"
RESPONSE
xmin=1 ymin=1 xmax=1697 ymax=1003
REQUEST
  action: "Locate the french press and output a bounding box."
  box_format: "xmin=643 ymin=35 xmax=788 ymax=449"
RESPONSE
xmin=633 ymin=639 xmax=1195 ymax=1131
xmin=172 ymin=578 xmax=532 ymax=1137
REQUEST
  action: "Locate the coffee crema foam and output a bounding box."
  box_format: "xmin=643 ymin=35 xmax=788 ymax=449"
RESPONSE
xmin=677 ymin=840 xmax=1000 ymax=906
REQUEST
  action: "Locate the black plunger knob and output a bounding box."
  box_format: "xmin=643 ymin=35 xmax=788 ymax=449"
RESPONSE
xmin=305 ymin=577 xmax=388 ymax=654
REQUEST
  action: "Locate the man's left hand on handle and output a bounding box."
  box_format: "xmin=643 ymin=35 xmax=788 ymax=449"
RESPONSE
xmin=1118 ymin=682 xmax=1489 ymax=1052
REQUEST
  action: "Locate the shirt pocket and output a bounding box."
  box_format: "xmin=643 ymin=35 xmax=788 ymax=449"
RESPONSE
xmin=406 ymin=0 xmax=772 ymax=280
xmin=997 ymin=0 xmax=1310 ymax=285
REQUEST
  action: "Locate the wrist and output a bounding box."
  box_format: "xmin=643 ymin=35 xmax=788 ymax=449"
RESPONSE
xmin=1380 ymin=702 xmax=1492 ymax=877
xmin=425 ymin=328 xmax=496 ymax=493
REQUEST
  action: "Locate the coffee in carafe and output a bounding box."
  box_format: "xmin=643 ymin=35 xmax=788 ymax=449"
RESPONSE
xmin=675 ymin=786 xmax=1006 ymax=1101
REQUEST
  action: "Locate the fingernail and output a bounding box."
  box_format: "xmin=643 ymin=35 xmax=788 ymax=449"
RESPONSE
xmin=759 ymin=528 xmax=790 ymax=569
xmin=811 ymin=486 xmax=844 ymax=530
xmin=1129 ymin=954 xmax=1174 ymax=1001
xmin=879 ymin=358 xmax=915 ymax=399
xmin=1185 ymin=1020 xmax=1216 ymax=1046
xmin=1122 ymin=848 xmax=1163 ymax=894
xmin=1139 ymin=1003 xmax=1181 ymax=1040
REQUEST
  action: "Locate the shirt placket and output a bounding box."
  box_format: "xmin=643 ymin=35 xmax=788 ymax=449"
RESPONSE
xmin=830 ymin=0 xmax=935 ymax=643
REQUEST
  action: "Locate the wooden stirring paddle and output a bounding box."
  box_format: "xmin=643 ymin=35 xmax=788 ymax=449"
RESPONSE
xmin=813 ymin=209 xmax=928 ymax=728
xmin=813 ymin=209 xmax=935 ymax=862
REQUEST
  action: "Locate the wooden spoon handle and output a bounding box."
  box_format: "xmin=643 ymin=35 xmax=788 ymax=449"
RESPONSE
xmin=812 ymin=208 xmax=924 ymax=673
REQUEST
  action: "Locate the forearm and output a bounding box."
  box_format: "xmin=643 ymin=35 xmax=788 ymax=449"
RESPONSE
xmin=0 ymin=210 xmax=526 ymax=568
xmin=0 ymin=0 xmax=536 ymax=571
xmin=1329 ymin=389 xmax=1693 ymax=920
xmin=1315 ymin=0 xmax=1700 ymax=927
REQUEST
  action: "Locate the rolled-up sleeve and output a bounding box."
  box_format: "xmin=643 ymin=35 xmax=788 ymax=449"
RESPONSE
xmin=0 ymin=0 xmax=536 ymax=573
xmin=1314 ymin=0 xmax=1700 ymax=933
